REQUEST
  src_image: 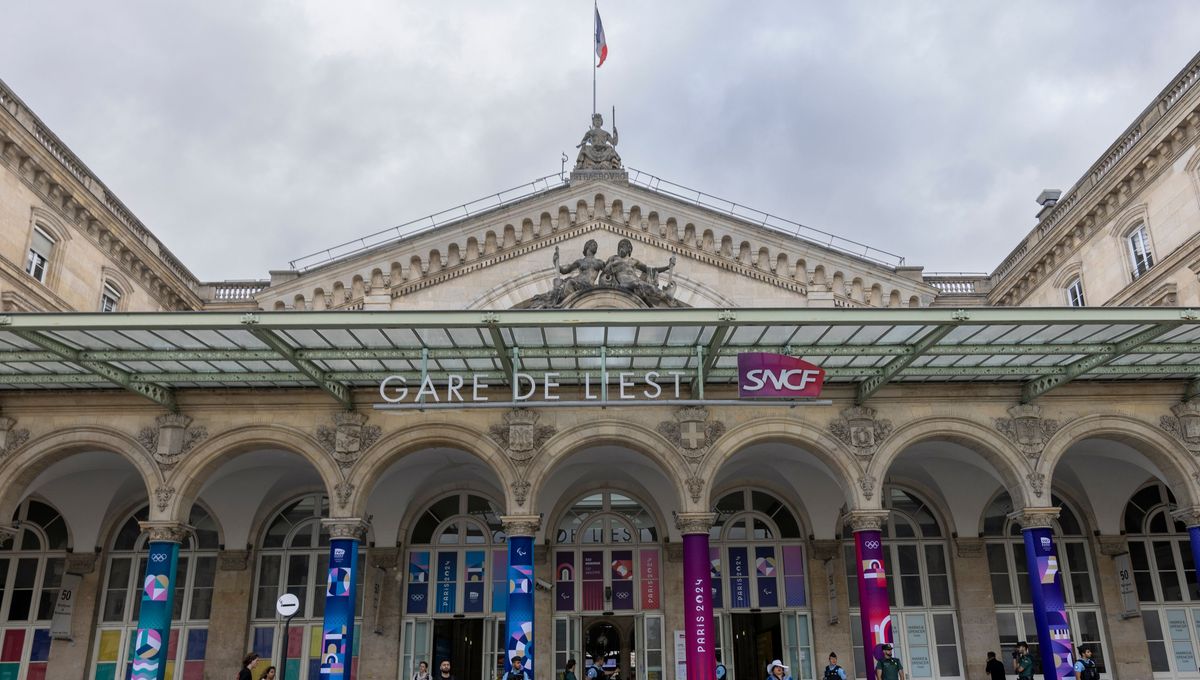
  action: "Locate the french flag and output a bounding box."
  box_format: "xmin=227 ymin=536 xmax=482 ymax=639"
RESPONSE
xmin=594 ymin=7 xmax=608 ymax=67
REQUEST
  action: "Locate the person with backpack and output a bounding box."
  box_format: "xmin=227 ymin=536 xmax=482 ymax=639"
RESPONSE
xmin=586 ymin=655 xmax=603 ymax=680
xmin=1073 ymin=645 xmax=1099 ymax=680
xmin=823 ymin=652 xmax=846 ymax=680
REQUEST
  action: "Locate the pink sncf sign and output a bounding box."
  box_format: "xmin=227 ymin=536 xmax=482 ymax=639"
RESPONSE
xmin=736 ymin=353 xmax=826 ymax=399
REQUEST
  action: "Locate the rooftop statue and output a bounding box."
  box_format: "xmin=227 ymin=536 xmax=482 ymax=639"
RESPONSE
xmin=515 ymin=238 xmax=681 ymax=309
xmin=575 ymin=113 xmax=622 ymax=170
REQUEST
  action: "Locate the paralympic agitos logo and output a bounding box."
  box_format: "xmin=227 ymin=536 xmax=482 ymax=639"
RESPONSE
xmin=736 ymin=353 xmax=825 ymax=399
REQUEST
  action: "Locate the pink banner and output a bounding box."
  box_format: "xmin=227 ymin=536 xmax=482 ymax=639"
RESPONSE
xmin=640 ymin=549 xmax=660 ymax=610
xmin=854 ymin=530 xmax=893 ymax=673
xmin=683 ymin=534 xmax=715 ymax=680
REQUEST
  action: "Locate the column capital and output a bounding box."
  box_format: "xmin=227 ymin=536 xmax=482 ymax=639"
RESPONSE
xmin=500 ymin=514 xmax=541 ymax=537
xmin=1172 ymin=506 xmax=1200 ymax=528
xmin=1008 ymin=506 xmax=1060 ymax=529
xmin=674 ymin=512 xmax=717 ymax=535
xmin=138 ymin=521 xmax=191 ymax=544
xmin=843 ymin=510 xmax=890 ymax=533
xmin=321 ymin=517 xmax=370 ymax=541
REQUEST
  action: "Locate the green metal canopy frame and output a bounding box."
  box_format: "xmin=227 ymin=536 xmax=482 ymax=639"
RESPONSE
xmin=0 ymin=308 xmax=1197 ymax=411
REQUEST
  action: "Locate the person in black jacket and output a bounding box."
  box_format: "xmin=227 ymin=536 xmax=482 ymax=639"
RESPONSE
xmin=985 ymin=651 xmax=1006 ymax=680
xmin=238 ymin=653 xmax=260 ymax=680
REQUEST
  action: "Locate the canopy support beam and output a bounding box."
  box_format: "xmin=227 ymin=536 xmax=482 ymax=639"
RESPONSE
xmin=855 ymin=324 xmax=957 ymax=404
xmin=1021 ymin=322 xmax=1180 ymax=403
xmin=247 ymin=327 xmax=352 ymax=409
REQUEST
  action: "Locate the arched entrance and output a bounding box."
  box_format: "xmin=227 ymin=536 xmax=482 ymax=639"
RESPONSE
xmin=584 ymin=620 xmax=634 ymax=678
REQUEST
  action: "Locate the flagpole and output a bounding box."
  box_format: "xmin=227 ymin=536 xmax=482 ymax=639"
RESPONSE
xmin=592 ymin=0 xmax=597 ymax=115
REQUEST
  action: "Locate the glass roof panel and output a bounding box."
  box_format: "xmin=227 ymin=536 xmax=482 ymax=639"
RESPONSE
xmin=874 ymin=325 xmax=927 ymax=344
xmin=416 ymin=328 xmax=455 ymax=347
xmin=814 ymin=326 xmax=862 ymax=345
xmin=606 ymin=326 xmax=638 ymax=346
xmin=510 ymin=327 xmax=544 ymax=347
xmin=348 ymin=328 xmax=395 ymax=348
xmin=382 ymin=328 xmax=422 ymax=348
xmin=45 ymin=331 xmax=97 ymax=350
xmin=87 ymin=330 xmax=151 ymax=349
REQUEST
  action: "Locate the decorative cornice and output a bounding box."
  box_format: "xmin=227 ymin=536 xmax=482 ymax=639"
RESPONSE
xmin=810 ymin=539 xmax=841 ymax=562
xmin=1008 ymin=507 xmax=1060 ymax=529
xmin=843 ymin=510 xmax=891 ymax=533
xmin=500 ymin=514 xmax=542 ymax=537
xmin=1096 ymin=536 xmax=1130 ymax=557
xmin=955 ymin=537 xmax=985 ymax=559
xmin=1172 ymin=505 xmax=1200 ymax=528
xmin=65 ymin=552 xmax=98 ymax=575
xmin=674 ymin=512 xmax=717 ymax=535
xmin=218 ymin=550 xmax=251 ymax=571
xmin=137 ymin=521 xmax=191 ymax=544
xmin=321 ymin=518 xmax=370 ymax=541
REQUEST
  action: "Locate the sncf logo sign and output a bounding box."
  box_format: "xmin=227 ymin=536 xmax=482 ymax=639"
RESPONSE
xmin=737 ymin=353 xmax=826 ymax=399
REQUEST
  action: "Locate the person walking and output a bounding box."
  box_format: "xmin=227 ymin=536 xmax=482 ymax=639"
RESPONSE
xmin=1013 ymin=642 xmax=1033 ymax=680
xmin=507 ymin=656 xmax=531 ymax=680
xmin=440 ymin=659 xmax=457 ymax=680
xmin=413 ymin=660 xmax=431 ymax=680
xmin=564 ymin=658 xmax=579 ymax=680
xmin=586 ymin=655 xmax=603 ymax=680
xmin=263 ymin=667 xmax=277 ymax=680
xmin=823 ymin=652 xmax=846 ymax=680
xmin=238 ymin=653 xmax=260 ymax=680
xmin=875 ymin=644 xmax=905 ymax=680
xmin=985 ymin=651 xmax=1005 ymax=679
xmin=1073 ymin=645 xmax=1099 ymax=680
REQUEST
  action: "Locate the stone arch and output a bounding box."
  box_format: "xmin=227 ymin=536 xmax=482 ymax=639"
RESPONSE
xmin=1039 ymin=413 xmax=1199 ymax=508
xmin=708 ymin=479 xmax=816 ymax=540
xmin=427 ymin=249 xmax=443 ymax=274
xmin=167 ymin=425 xmax=342 ymax=523
xmin=525 ymin=420 xmax=690 ymax=514
xmin=698 ymin=417 xmax=862 ymax=510
xmin=346 ymin=423 xmax=516 ymax=517
xmin=0 ymin=426 xmax=162 ymax=529
xmin=543 ymin=483 xmax=671 ymax=547
xmin=869 ymin=417 xmax=1030 ymax=510
xmin=396 ymin=482 xmax=508 ymax=546
xmin=647 ymin=211 xmax=660 ymax=233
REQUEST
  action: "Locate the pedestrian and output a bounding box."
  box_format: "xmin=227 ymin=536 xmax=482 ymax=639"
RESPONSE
xmin=875 ymin=644 xmax=905 ymax=680
xmin=715 ymin=653 xmax=727 ymax=680
xmin=985 ymin=651 xmax=1005 ymax=679
xmin=586 ymin=655 xmax=602 ymax=680
xmin=263 ymin=667 xmax=277 ymax=680
xmin=440 ymin=659 xmax=457 ymax=680
xmin=1073 ymin=645 xmax=1099 ymax=680
xmin=1013 ymin=642 xmax=1033 ymax=680
xmin=238 ymin=653 xmax=260 ymax=680
xmin=766 ymin=659 xmax=792 ymax=680
xmin=564 ymin=658 xmax=578 ymax=680
xmin=508 ymin=656 xmax=531 ymax=680
xmin=414 ymin=660 xmax=431 ymax=680
xmin=823 ymin=652 xmax=846 ymax=680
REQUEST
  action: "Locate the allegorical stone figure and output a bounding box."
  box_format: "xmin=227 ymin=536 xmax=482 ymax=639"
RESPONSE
xmin=553 ymin=239 xmax=605 ymax=297
xmin=515 ymin=238 xmax=680 ymax=309
xmin=575 ymin=113 xmax=622 ymax=169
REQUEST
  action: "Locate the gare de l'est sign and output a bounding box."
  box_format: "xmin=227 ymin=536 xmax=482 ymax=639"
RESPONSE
xmin=376 ymin=352 xmax=826 ymax=408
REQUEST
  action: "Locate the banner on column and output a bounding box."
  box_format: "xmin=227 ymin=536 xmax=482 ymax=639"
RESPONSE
xmin=683 ymin=534 xmax=715 ymax=680
xmin=1022 ymin=527 xmax=1075 ymax=680
xmin=854 ymin=530 xmax=893 ymax=674
xmin=506 ymin=536 xmax=535 ymax=675
xmin=320 ymin=538 xmax=359 ymax=680
xmin=130 ymin=541 xmax=179 ymax=680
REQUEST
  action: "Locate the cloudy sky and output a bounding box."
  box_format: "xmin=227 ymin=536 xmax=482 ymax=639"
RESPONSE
xmin=3 ymin=2 xmax=1199 ymax=281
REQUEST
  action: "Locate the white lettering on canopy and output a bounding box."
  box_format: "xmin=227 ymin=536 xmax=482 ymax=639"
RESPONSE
xmin=380 ymin=371 xmax=687 ymax=404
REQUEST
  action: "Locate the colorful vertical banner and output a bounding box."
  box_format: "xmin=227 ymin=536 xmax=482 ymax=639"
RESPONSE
xmin=319 ymin=538 xmax=359 ymax=680
xmin=465 ymin=550 xmax=486 ymax=613
xmin=582 ymin=551 xmax=605 ymax=610
xmin=755 ymin=546 xmax=779 ymax=608
xmin=781 ymin=545 xmax=807 ymax=607
xmin=728 ymin=547 xmax=750 ymax=608
xmin=556 ymin=552 xmax=576 ymax=612
xmin=709 ymin=547 xmax=723 ymax=609
xmin=1189 ymin=527 xmax=1200 ymax=600
xmin=1022 ymin=527 xmax=1075 ymax=680
xmin=407 ymin=551 xmax=430 ymax=614
xmin=129 ymin=540 xmax=179 ymax=680
xmin=506 ymin=536 xmax=535 ymax=676
xmin=640 ymin=549 xmax=660 ymax=610
xmin=854 ymin=530 xmax=893 ymax=675
xmin=492 ymin=550 xmax=508 ymax=613
xmin=436 ymin=552 xmax=458 ymax=614
xmin=611 ymin=550 xmax=634 ymax=610
xmin=683 ymin=534 xmax=716 ymax=680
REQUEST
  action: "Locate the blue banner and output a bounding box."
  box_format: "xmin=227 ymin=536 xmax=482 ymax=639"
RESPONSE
xmin=729 ymin=547 xmax=750 ymax=608
xmin=130 ymin=540 xmax=179 ymax=680
xmin=408 ymin=550 xmax=430 ymax=614
xmin=506 ymin=536 xmax=534 ymax=676
xmin=465 ymin=550 xmax=486 ymax=613
xmin=436 ymin=551 xmax=458 ymax=613
xmin=1022 ymin=527 xmax=1074 ymax=680
xmin=320 ymin=538 xmax=359 ymax=680
xmin=1190 ymin=527 xmax=1200 ymax=597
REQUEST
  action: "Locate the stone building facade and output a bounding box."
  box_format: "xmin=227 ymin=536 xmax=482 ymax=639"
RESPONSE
xmin=0 ymin=48 xmax=1198 ymax=680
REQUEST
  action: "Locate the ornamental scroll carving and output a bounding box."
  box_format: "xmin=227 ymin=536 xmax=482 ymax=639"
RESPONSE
xmin=858 ymin=474 xmax=878 ymax=501
xmin=994 ymin=404 xmax=1058 ymax=458
xmin=137 ymin=414 xmax=207 ymax=470
xmin=316 ymin=412 xmax=382 ymax=468
xmin=828 ymin=406 xmax=892 ymax=458
xmin=154 ymin=485 xmax=175 ymax=513
xmin=658 ymin=406 xmax=725 ymax=462
xmin=489 ymin=409 xmax=556 ymax=463
xmin=1160 ymin=400 xmax=1200 ymax=454
xmin=685 ymin=476 xmax=705 ymax=505
xmin=1026 ymin=471 xmax=1046 ymax=498
xmin=334 ymin=480 xmax=355 ymax=510
xmin=0 ymin=417 xmax=29 ymax=457
xmin=510 ymin=480 xmax=531 ymax=508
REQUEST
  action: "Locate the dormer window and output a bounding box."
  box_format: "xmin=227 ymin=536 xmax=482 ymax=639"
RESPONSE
xmin=1066 ymin=277 xmax=1085 ymax=307
xmin=100 ymin=282 xmax=122 ymax=312
xmin=25 ymin=227 xmax=54 ymax=283
xmin=1128 ymin=224 xmax=1154 ymax=280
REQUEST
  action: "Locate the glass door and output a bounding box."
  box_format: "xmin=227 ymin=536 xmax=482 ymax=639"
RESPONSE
xmin=401 ymin=617 xmax=431 ymax=680
xmin=781 ymin=612 xmax=814 ymax=680
xmin=555 ymin=616 xmax=582 ymax=679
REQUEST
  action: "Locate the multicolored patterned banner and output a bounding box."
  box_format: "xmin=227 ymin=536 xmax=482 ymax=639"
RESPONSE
xmin=506 ymin=536 xmax=535 ymax=675
xmin=1021 ymin=527 xmax=1075 ymax=680
xmin=129 ymin=540 xmax=179 ymax=680
xmin=755 ymin=546 xmax=778 ymax=608
xmin=556 ymin=551 xmax=576 ymax=611
xmin=611 ymin=550 xmax=634 ymax=610
xmin=320 ymin=538 xmax=359 ymax=680
xmin=683 ymin=534 xmax=716 ymax=680
xmin=407 ymin=551 xmax=430 ymax=614
xmin=854 ymin=530 xmax=893 ymax=673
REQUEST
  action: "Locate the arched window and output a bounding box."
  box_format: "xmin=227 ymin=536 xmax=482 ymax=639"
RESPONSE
xmin=0 ymin=499 xmax=68 ymax=678
xmin=251 ymin=493 xmax=364 ymax=680
xmin=1123 ymin=482 xmax=1200 ymax=676
xmin=982 ymin=492 xmax=1106 ymax=676
xmin=1065 ymin=276 xmax=1086 ymax=307
xmin=843 ymin=487 xmax=961 ymax=679
xmin=553 ymin=491 xmax=660 ymax=613
xmin=99 ymin=281 xmax=123 ymax=312
xmin=1127 ymin=223 xmax=1155 ymax=280
xmin=92 ymin=504 xmax=218 ymax=680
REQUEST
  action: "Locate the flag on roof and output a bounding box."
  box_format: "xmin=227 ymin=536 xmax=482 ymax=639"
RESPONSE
xmin=594 ymin=7 xmax=608 ymax=67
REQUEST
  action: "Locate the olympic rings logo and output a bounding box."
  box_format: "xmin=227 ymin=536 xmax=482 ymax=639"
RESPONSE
xmin=151 ymin=554 xmax=168 ymax=562
xmin=864 ymin=540 xmax=880 ymax=550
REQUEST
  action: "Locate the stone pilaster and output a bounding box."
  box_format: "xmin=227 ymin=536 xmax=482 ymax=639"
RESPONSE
xmin=205 ymin=549 xmax=256 ymax=677
xmin=1092 ymin=535 xmax=1152 ymax=680
xmin=534 ymin=546 xmax=554 ymax=680
xmin=950 ymin=537 xmax=1000 ymax=675
xmin=358 ymin=547 xmax=402 ymax=680
xmin=808 ymin=540 xmax=853 ymax=678
xmin=46 ymin=551 xmax=103 ymax=679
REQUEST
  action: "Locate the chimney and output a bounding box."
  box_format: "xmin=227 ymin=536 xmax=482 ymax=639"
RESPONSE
xmin=1035 ymin=189 xmax=1062 ymax=220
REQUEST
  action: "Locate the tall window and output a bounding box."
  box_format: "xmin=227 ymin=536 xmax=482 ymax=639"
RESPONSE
xmin=24 ymin=228 xmax=53 ymax=283
xmin=844 ymin=487 xmax=961 ymax=679
xmin=251 ymin=493 xmax=364 ymax=680
xmin=982 ymin=492 xmax=1105 ymax=677
xmin=99 ymin=282 xmax=122 ymax=312
xmin=0 ymin=499 xmax=68 ymax=679
xmin=92 ymin=504 xmax=218 ymax=680
xmin=1066 ymin=277 xmax=1086 ymax=307
xmin=1128 ymin=224 xmax=1155 ymax=280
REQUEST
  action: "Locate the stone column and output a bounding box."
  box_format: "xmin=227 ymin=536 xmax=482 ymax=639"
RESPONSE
xmin=809 ymin=540 xmax=852 ymax=677
xmin=44 ymin=550 xmax=100 ymax=680
xmin=951 ymin=537 xmax=1000 ymax=676
xmin=358 ymin=547 xmax=402 ymax=680
xmin=132 ymin=521 xmax=190 ymax=680
xmin=204 ymin=550 xmax=254 ymax=678
xmin=1011 ymin=507 xmax=1073 ymax=680
xmin=502 ymin=515 xmax=540 ymax=680
xmin=319 ymin=518 xmax=369 ymax=680
xmin=844 ymin=510 xmax=893 ymax=678
xmin=675 ymin=512 xmax=716 ymax=680
xmin=1093 ymin=535 xmax=1152 ymax=680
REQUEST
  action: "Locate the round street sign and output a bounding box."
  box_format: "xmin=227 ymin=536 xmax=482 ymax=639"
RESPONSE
xmin=276 ymin=593 xmax=300 ymax=618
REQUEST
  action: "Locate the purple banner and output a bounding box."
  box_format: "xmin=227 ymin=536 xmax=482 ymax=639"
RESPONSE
xmin=736 ymin=352 xmax=825 ymax=398
xmin=782 ymin=545 xmax=806 ymax=607
xmin=755 ymin=546 xmax=779 ymax=608
xmin=854 ymin=530 xmax=893 ymax=673
xmin=492 ymin=550 xmax=508 ymax=613
xmin=709 ymin=548 xmax=722 ymax=609
xmin=728 ymin=547 xmax=750 ymax=608
xmin=1190 ymin=527 xmax=1200 ymax=600
xmin=683 ymin=534 xmax=716 ymax=680
xmin=556 ymin=551 xmax=575 ymax=612
xmin=583 ymin=551 xmax=604 ymax=610
xmin=1022 ymin=527 xmax=1075 ymax=680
